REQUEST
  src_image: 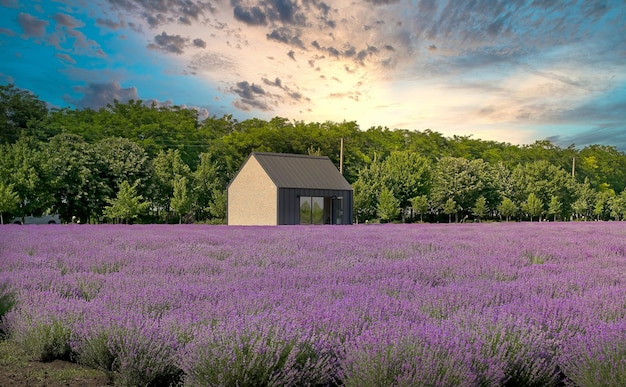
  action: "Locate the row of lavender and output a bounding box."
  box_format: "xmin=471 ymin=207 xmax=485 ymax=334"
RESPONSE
xmin=1 ymin=223 xmax=624 ymax=386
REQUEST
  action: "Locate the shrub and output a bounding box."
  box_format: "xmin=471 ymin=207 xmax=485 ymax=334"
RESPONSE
xmin=181 ymin=325 xmax=339 ymax=386
xmin=0 ymin=283 xmax=15 ymax=338
xmin=561 ymin=321 xmax=626 ymax=387
xmin=341 ymin=328 xmax=476 ymax=387
xmin=73 ymin=320 xmax=182 ymax=386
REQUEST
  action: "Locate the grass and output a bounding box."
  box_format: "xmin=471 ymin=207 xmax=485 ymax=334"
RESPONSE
xmin=0 ymin=339 xmax=111 ymax=386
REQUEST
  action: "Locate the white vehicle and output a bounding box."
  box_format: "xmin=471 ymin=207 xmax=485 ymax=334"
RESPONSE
xmin=11 ymin=214 xmax=60 ymax=224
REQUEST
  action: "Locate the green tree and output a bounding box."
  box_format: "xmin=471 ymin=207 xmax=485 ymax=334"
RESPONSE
xmin=511 ymin=160 xmax=577 ymax=218
xmin=572 ymin=178 xmax=596 ymax=220
xmin=472 ymin=196 xmax=489 ymax=222
xmin=547 ymin=195 xmax=562 ymax=221
xmin=151 ymin=149 xmax=191 ymax=218
xmin=522 ymin=193 xmax=544 ymax=222
xmin=431 ymin=157 xmax=498 ymax=219
xmin=0 ymin=182 xmax=20 ymax=224
xmin=0 ymin=84 xmax=48 ymax=143
xmin=593 ymin=189 xmax=615 ymax=221
xmin=377 ymin=187 xmax=400 ymax=223
xmin=497 ymin=197 xmax=518 ymax=221
xmin=377 ymin=151 xmax=431 ymax=213
xmin=0 ymin=136 xmax=50 ymax=220
xmin=353 ymin=165 xmax=382 ymax=223
xmin=410 ymin=195 xmax=429 ymax=222
xmin=170 ymin=176 xmax=193 ymax=223
xmin=442 ymin=198 xmax=458 ymax=223
xmin=609 ymin=190 xmax=626 ymax=220
xmin=192 ymin=152 xmax=221 ymax=221
xmin=577 ymin=145 xmax=626 ymax=193
xmin=44 ymin=134 xmax=110 ymax=223
xmin=94 ymin=137 xmax=152 ymax=199
xmin=103 ymin=181 xmax=149 ymax=224
xmin=208 ymin=189 xmax=227 ymax=222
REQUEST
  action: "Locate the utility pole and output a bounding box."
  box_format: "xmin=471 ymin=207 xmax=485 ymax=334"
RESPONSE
xmin=339 ymin=137 xmax=344 ymax=175
xmin=572 ymin=157 xmax=575 ymax=178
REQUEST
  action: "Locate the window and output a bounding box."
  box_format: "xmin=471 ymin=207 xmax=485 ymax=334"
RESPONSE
xmin=300 ymin=196 xmax=343 ymax=224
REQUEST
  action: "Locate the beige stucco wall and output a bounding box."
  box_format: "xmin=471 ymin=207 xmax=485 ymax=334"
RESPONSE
xmin=227 ymin=156 xmax=277 ymax=225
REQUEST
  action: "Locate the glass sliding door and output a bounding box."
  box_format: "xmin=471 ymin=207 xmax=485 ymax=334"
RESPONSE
xmin=332 ymin=197 xmax=343 ymax=224
xmin=312 ymin=197 xmax=324 ymax=225
xmin=299 ymin=196 xmax=344 ymax=224
xmin=299 ymin=196 xmax=312 ymax=225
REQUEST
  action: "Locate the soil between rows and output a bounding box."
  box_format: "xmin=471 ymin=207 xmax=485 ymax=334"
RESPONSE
xmin=0 ymin=340 xmax=111 ymax=387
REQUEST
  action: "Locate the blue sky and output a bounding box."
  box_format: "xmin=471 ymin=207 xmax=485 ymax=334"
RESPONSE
xmin=1 ymin=0 xmax=625 ymax=149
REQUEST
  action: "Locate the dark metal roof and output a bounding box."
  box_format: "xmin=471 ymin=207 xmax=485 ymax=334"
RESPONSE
xmin=251 ymin=152 xmax=352 ymax=190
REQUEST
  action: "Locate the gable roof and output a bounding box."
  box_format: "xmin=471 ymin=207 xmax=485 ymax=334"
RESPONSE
xmin=248 ymin=152 xmax=352 ymax=190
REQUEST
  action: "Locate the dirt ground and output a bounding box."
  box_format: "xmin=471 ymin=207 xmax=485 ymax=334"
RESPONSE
xmin=0 ymin=340 xmax=111 ymax=387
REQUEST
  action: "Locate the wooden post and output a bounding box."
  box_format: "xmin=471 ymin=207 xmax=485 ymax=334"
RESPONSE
xmin=339 ymin=137 xmax=344 ymax=175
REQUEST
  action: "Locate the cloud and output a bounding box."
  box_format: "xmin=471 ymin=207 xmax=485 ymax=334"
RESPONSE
xmin=188 ymin=52 xmax=236 ymax=72
xmin=55 ymin=53 xmax=76 ymax=64
xmin=231 ymin=0 xmax=308 ymax=26
xmin=266 ymin=27 xmax=304 ymax=48
xmin=233 ymin=4 xmax=267 ymax=25
xmin=17 ymin=13 xmax=48 ymax=38
xmin=149 ymin=31 xmax=189 ymax=54
xmin=0 ymin=27 xmax=16 ymax=36
xmin=0 ymin=0 xmax=19 ymax=8
xmin=232 ymin=80 xmax=265 ymax=100
xmin=231 ymin=80 xmax=272 ymax=111
xmin=70 ymin=82 xmax=139 ymax=109
xmin=53 ymin=13 xmax=83 ymax=28
xmin=192 ymin=38 xmax=206 ymax=48
xmin=106 ymin=0 xmax=212 ymax=28
xmin=549 ymin=123 xmax=626 ymax=151
xmin=96 ymin=18 xmax=126 ymax=29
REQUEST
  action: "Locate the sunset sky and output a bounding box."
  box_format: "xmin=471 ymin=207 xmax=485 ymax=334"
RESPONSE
xmin=1 ymin=0 xmax=625 ymax=148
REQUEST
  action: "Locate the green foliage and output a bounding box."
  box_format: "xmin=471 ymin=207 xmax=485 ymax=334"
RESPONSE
xmin=0 ymin=283 xmax=15 ymax=338
xmin=497 ymin=197 xmax=518 ymax=221
xmin=208 ymin=189 xmax=227 ymax=221
xmin=0 ymin=181 xmax=19 ymax=224
xmin=75 ymin=325 xmax=182 ymax=386
xmin=0 ymin=136 xmax=50 ymax=219
xmin=442 ymin=197 xmax=459 ymax=223
xmin=192 ymin=152 xmax=223 ymax=221
xmin=522 ymin=193 xmax=544 ymax=221
xmin=3 ymin=84 xmax=626 ymax=225
xmin=170 ymin=176 xmax=193 ymax=223
xmin=377 ymin=187 xmax=400 ymax=222
xmin=103 ymin=181 xmax=150 ymax=224
xmin=342 ymin=337 xmax=474 ymax=387
xmin=184 ymin=329 xmax=338 ymax=387
xmin=44 ymin=133 xmax=112 ymax=223
xmin=431 ymin=157 xmax=498 ymax=218
xmin=472 ymin=195 xmax=489 ymax=221
xmin=16 ymin=319 xmax=73 ymax=362
xmin=547 ymin=195 xmax=563 ymax=221
xmin=151 ymin=149 xmax=191 ymax=217
xmin=410 ymin=195 xmax=429 ymax=222
xmin=0 ymin=84 xmax=48 ymax=143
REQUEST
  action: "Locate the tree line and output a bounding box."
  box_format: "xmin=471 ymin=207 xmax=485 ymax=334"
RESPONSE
xmin=1 ymin=83 xmax=626 ymax=224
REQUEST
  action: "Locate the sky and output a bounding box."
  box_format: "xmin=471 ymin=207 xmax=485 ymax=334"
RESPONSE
xmin=1 ymin=0 xmax=625 ymax=149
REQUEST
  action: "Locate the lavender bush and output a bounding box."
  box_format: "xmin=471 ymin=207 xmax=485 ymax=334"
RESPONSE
xmin=0 ymin=282 xmax=15 ymax=338
xmin=1 ymin=223 xmax=625 ymax=386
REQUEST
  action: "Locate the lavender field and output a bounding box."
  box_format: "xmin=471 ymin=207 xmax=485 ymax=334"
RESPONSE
xmin=1 ymin=223 xmax=625 ymax=386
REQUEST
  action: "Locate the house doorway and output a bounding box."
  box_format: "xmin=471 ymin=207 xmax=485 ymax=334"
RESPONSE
xmin=299 ymin=196 xmax=344 ymax=225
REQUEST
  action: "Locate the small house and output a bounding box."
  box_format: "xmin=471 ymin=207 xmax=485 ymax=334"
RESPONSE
xmin=227 ymin=152 xmax=353 ymax=225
